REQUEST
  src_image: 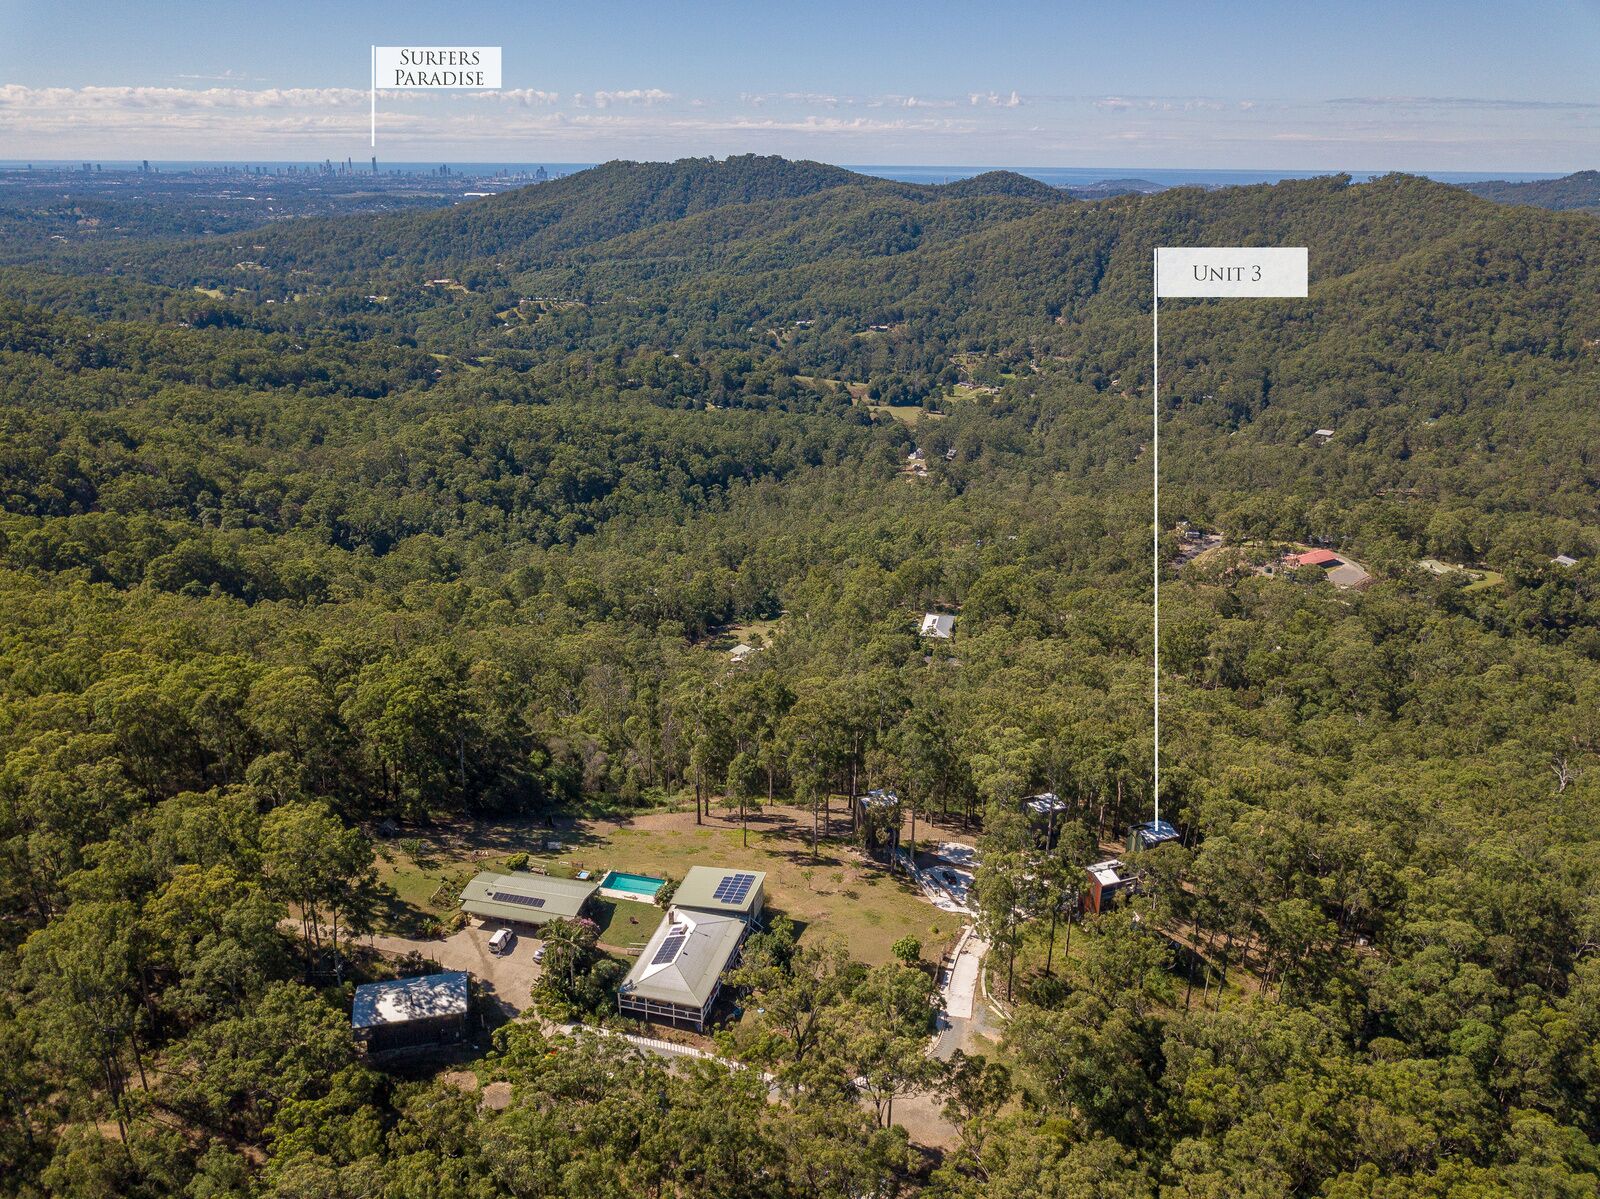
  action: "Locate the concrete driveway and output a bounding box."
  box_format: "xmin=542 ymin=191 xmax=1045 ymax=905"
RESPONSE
xmin=932 ymin=930 xmax=992 ymax=1060
xmin=366 ymin=922 xmax=541 ymax=1015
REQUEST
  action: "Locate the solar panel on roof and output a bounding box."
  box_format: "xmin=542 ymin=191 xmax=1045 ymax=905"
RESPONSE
xmin=490 ymin=891 xmax=546 ymax=909
xmin=711 ymin=872 xmax=756 ymax=904
xmin=652 ymin=930 xmax=688 ymax=965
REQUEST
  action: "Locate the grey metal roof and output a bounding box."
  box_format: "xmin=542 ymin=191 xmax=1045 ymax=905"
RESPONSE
xmin=919 ymin=613 xmax=956 ymax=639
xmin=619 ymin=909 xmax=746 ymax=1009
xmin=460 ymin=870 xmax=598 ymax=924
xmin=351 ymin=971 xmax=468 ymax=1029
xmin=671 ymin=865 xmax=766 ymax=915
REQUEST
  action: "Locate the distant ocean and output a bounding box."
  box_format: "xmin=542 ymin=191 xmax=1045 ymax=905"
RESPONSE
xmin=0 ymin=160 xmax=1567 ymax=187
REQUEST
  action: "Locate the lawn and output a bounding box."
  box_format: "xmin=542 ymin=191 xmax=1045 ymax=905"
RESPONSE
xmin=369 ymin=804 xmax=959 ymax=967
xmin=593 ymin=897 xmax=660 ymax=950
xmin=867 ymin=403 xmax=944 ymax=426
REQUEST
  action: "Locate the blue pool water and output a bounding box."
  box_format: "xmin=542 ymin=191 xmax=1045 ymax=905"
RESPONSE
xmin=600 ymin=870 xmax=665 ymax=898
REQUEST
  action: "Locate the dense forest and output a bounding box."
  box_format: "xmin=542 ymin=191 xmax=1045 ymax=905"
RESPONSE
xmin=1 ymin=155 xmax=1599 ymax=1197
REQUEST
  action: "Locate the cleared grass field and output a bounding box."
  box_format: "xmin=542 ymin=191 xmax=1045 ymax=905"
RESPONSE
xmin=370 ymin=804 xmax=958 ymax=966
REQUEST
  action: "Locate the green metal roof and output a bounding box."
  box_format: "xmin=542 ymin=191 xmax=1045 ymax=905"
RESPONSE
xmin=671 ymin=865 xmax=766 ymax=915
xmin=460 ymin=870 xmax=597 ymax=925
xmin=619 ymin=909 xmax=747 ymax=1008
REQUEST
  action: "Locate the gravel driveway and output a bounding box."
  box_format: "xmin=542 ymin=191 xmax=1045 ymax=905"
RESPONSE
xmin=366 ymin=922 xmax=542 ymax=1014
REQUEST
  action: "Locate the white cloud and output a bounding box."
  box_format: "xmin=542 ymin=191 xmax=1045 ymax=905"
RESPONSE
xmin=969 ymin=90 xmax=1023 ymax=108
xmin=576 ymin=88 xmax=674 ymax=109
xmin=492 ymin=89 xmax=561 ymax=106
xmin=0 ymin=84 xmax=367 ymax=110
xmin=742 ymin=91 xmax=845 ymax=108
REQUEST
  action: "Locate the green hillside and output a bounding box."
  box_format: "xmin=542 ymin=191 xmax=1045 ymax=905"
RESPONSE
xmin=2 ymin=158 xmax=1600 ymax=1197
xmin=1464 ymin=169 xmax=1600 ymax=211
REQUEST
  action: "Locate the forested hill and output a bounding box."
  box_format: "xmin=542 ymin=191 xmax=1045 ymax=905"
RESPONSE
xmin=4 ymin=158 xmax=1600 ymax=1196
xmin=79 ymin=155 xmax=1072 ymax=284
xmin=1463 ymin=169 xmax=1600 ymax=211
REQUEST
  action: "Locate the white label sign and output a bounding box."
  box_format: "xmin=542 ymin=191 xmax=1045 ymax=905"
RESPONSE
xmin=375 ymin=46 xmax=501 ymax=89
xmin=1155 ymin=247 xmax=1307 ymax=297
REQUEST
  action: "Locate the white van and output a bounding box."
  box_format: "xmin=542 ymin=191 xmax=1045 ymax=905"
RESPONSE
xmin=488 ymin=927 xmax=514 ymax=955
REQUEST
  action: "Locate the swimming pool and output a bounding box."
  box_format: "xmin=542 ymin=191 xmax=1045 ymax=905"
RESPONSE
xmin=598 ymin=870 xmax=666 ymax=901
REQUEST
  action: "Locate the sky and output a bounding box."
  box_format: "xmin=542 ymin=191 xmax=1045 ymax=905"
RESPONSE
xmin=1 ymin=0 xmax=1598 ymax=169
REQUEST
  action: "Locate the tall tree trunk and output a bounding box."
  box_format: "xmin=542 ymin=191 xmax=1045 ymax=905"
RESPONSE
xmin=1044 ymin=904 xmax=1059 ymax=976
xmin=129 ymin=1027 xmax=148 ymax=1091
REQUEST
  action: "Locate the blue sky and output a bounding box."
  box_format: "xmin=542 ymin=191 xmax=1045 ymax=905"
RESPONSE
xmin=2 ymin=0 xmax=1598 ymax=168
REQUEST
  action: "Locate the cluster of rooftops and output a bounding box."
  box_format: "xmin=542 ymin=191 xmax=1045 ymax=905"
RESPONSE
xmin=354 ymin=805 xmax=1192 ymax=1045
xmin=352 ymin=864 xmax=768 ymax=1043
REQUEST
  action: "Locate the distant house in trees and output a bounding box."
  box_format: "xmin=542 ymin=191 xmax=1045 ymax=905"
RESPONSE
xmin=1283 ymin=548 xmax=1373 ymax=591
xmin=728 ymin=643 xmax=757 ymax=665
xmin=351 ymin=971 xmax=470 ymax=1054
xmin=920 ymin=613 xmax=956 ymax=639
xmin=1310 ymin=428 xmax=1336 ymax=445
xmin=1284 ymin=548 xmax=1340 ymax=569
xmin=1554 ymin=554 xmax=1580 ymax=567
xmin=459 ymin=871 xmax=598 ymax=932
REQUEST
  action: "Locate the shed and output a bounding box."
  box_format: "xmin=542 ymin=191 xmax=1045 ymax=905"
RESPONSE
xmin=460 ymin=871 xmax=598 ymax=930
xmin=1554 ymin=554 xmax=1579 ymax=568
xmin=920 ymin=613 xmax=956 ymax=639
xmin=352 ymin=971 xmax=469 ymax=1053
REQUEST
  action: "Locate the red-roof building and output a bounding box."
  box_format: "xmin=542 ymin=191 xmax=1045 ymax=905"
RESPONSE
xmin=1286 ymin=548 xmax=1341 ymax=568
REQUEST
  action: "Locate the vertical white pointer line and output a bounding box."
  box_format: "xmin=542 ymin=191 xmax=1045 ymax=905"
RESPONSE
xmin=1152 ymin=248 xmax=1160 ymax=831
xmin=370 ymin=46 xmax=376 ymax=149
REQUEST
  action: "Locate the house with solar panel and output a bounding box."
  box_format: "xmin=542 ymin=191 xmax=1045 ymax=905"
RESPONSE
xmin=617 ymin=866 xmax=765 ymax=1030
xmin=459 ymin=870 xmax=599 ymax=933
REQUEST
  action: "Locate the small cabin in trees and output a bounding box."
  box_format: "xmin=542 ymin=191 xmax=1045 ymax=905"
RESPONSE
xmin=1024 ymin=792 xmax=1068 ymax=845
xmin=856 ymin=789 xmax=903 ymax=863
xmin=1128 ymin=819 xmax=1180 ymax=853
xmin=1084 ymin=859 xmax=1136 ymax=914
